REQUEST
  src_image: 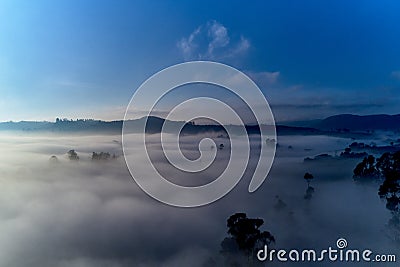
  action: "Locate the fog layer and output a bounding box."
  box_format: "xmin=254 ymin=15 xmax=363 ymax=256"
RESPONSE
xmin=0 ymin=132 xmax=397 ymax=266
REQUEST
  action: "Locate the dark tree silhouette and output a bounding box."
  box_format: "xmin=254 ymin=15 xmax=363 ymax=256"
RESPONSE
xmin=375 ymin=152 xmax=400 ymax=211
xmin=67 ymin=150 xmax=79 ymax=161
xmin=303 ymin=173 xmax=315 ymax=200
xmin=304 ymin=172 xmax=314 ymax=187
xmin=340 ymin=146 xmax=368 ymax=159
xmin=354 ymin=151 xmax=400 ymax=243
xmin=353 ymin=152 xmax=400 ymax=210
xmin=353 ymin=155 xmax=379 ymax=179
xmin=221 ymin=213 xmax=275 ymax=265
xmin=92 ymin=152 xmax=111 ymax=161
xmin=376 ymin=151 xmax=400 ymax=243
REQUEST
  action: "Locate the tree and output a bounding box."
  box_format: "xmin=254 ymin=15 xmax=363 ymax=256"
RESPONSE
xmin=354 ymin=151 xmax=400 ymax=242
xmin=353 ymin=155 xmax=379 ymax=178
xmin=303 ymin=172 xmax=315 ymax=200
xmin=376 ymin=151 xmax=400 ymax=210
xmin=352 ymin=152 xmax=400 ymax=210
xmin=304 ymin=172 xmax=314 ymax=187
xmin=67 ymin=150 xmax=79 ymax=161
xmin=221 ymin=213 xmax=275 ymax=265
xmin=92 ymin=152 xmax=111 ymax=161
xmin=376 ymin=151 xmax=400 ymax=177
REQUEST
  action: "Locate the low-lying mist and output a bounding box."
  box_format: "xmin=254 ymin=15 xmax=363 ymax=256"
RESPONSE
xmin=0 ymin=132 xmax=397 ymax=266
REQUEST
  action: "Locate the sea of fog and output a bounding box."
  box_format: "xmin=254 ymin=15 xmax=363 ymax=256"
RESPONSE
xmin=0 ymin=132 xmax=397 ymax=266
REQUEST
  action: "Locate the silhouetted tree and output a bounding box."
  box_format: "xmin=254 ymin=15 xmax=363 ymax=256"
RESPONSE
xmin=353 ymin=152 xmax=400 ymax=210
xmin=375 ymin=152 xmax=400 ymax=211
xmin=221 ymin=213 xmax=275 ymax=265
xmin=377 ymin=151 xmax=400 ymax=243
xmin=303 ymin=173 xmax=315 ymax=200
xmin=353 ymin=151 xmax=400 ymax=242
xmin=67 ymin=150 xmax=79 ymax=161
xmin=304 ymin=172 xmax=314 ymax=187
xmin=340 ymin=146 xmax=368 ymax=159
xmin=92 ymin=152 xmax=111 ymax=161
xmin=353 ymin=155 xmax=379 ymax=178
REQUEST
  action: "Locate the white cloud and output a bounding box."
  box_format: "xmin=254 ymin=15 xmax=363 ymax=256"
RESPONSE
xmin=177 ymin=26 xmax=202 ymax=60
xmin=207 ymin=21 xmax=230 ymax=56
xmin=177 ymin=20 xmax=250 ymax=61
xmin=234 ymin=36 xmax=250 ymax=54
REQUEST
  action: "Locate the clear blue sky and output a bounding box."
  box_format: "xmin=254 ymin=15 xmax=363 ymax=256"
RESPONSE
xmin=1 ymin=0 xmax=400 ymax=122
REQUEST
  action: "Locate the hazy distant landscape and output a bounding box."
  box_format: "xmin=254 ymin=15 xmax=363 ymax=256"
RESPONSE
xmin=0 ymin=114 xmax=399 ymax=266
xmin=3 ymin=113 xmax=400 ymax=135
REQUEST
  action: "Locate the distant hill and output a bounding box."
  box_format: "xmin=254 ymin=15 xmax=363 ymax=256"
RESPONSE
xmin=0 ymin=121 xmax=52 ymax=131
xmin=0 ymin=119 xmax=123 ymax=133
xmin=0 ymin=115 xmax=388 ymax=137
xmin=0 ymin=116 xmax=323 ymax=136
xmin=314 ymin=114 xmax=400 ymax=131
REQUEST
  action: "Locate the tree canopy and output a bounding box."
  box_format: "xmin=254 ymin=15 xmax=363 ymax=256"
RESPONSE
xmin=67 ymin=150 xmax=79 ymax=161
xmin=354 ymin=152 xmax=400 ymax=211
xmin=221 ymin=213 xmax=275 ymax=261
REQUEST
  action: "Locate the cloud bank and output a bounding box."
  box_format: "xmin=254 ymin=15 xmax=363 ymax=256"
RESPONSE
xmin=0 ymin=132 xmax=397 ymax=266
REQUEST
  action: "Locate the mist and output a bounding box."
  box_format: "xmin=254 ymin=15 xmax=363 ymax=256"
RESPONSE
xmin=0 ymin=132 xmax=397 ymax=266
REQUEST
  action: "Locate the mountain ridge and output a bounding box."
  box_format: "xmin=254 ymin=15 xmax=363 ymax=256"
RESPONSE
xmin=1 ymin=114 xmax=398 ymax=135
xmin=313 ymin=114 xmax=400 ymax=131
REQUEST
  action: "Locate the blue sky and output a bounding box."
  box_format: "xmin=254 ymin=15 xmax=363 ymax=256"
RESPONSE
xmin=1 ymin=0 xmax=400 ymax=122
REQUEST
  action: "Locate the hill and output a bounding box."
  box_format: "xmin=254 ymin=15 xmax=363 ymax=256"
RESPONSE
xmin=0 ymin=116 xmax=320 ymax=136
xmin=314 ymin=114 xmax=400 ymax=131
xmin=0 ymin=115 xmax=383 ymax=137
